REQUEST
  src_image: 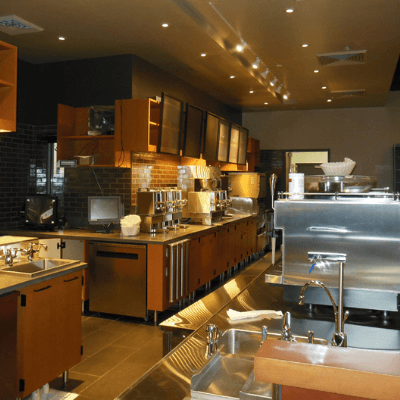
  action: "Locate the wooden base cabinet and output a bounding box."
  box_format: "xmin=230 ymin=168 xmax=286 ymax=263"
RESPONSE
xmin=0 ymin=291 xmax=19 ymax=399
xmin=17 ymin=271 xmax=83 ymax=398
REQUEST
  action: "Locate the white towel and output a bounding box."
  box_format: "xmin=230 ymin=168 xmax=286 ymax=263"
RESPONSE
xmin=227 ymin=309 xmax=283 ymax=321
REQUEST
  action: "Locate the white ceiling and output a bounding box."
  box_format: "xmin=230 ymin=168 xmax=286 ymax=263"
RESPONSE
xmin=0 ymin=0 xmax=399 ymax=112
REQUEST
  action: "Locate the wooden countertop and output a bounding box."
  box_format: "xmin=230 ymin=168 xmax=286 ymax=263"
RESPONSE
xmin=2 ymin=213 xmax=255 ymax=245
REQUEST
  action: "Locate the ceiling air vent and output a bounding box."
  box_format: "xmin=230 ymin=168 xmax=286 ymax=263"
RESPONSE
xmin=316 ymin=50 xmax=366 ymax=67
xmin=0 ymin=15 xmax=43 ymax=35
xmin=331 ymin=89 xmax=366 ymax=98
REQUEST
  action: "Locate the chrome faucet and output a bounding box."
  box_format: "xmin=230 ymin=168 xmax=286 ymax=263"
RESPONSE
xmin=21 ymin=242 xmax=48 ymax=261
xmin=299 ymin=252 xmax=348 ymax=347
xmin=279 ymin=311 xmax=296 ymax=342
xmin=2 ymin=248 xmax=18 ymax=266
xmin=206 ymin=323 xmax=221 ymax=357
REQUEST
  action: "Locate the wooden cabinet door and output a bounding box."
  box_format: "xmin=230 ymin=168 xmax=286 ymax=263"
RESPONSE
xmin=0 ymin=291 xmax=19 ymax=398
xmin=17 ymin=271 xmax=83 ymax=397
xmin=188 ymin=235 xmax=202 ymax=292
xmin=227 ymin=224 xmax=237 ymax=268
xmin=215 ymin=227 xmax=228 ymax=276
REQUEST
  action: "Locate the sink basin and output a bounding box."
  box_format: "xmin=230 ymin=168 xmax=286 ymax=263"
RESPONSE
xmin=219 ymin=329 xmax=328 ymax=357
xmin=0 ymin=258 xmax=80 ymax=277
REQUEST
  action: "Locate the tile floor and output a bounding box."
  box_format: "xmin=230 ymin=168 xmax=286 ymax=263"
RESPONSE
xmin=45 ymin=259 xmax=257 ymax=400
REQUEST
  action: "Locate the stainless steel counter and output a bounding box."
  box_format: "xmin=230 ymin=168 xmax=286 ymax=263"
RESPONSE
xmin=2 ymin=213 xmax=254 ymax=245
xmin=117 ymin=253 xmax=400 ymax=400
xmin=0 ymin=261 xmax=87 ymax=296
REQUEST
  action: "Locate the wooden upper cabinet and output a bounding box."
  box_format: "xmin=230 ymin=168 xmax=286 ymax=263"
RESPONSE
xmin=247 ymin=137 xmax=260 ymax=171
xmin=0 ymin=40 xmax=17 ymax=133
xmin=115 ymin=98 xmax=161 ymax=153
xmin=57 ymin=102 xmax=132 ymax=168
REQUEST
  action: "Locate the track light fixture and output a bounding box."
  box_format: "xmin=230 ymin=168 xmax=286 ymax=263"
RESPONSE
xmin=261 ymin=68 xmax=270 ymax=79
xmin=275 ymin=84 xmax=283 ymax=95
xmin=252 ymin=57 xmax=261 ymax=69
xmin=283 ymin=91 xmax=290 ymax=100
xmin=270 ymin=77 xmax=278 ymax=86
xmin=236 ymin=40 xmax=247 ymax=52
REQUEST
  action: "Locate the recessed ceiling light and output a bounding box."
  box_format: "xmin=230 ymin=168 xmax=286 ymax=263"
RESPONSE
xmin=230 ymin=75 xmax=235 ymax=79
xmin=327 ymin=99 xmax=332 ymax=102
xmin=276 ymin=64 xmax=282 ymax=68
xmin=201 ymin=53 xmax=207 ymax=57
xmin=264 ymin=102 xmax=268 ymax=105
xmin=322 ymin=86 xmax=327 ymax=90
xmin=302 ymin=44 xmax=308 ymax=48
xmin=58 ymin=36 xmax=66 ymax=41
xmin=162 ymin=23 xmax=169 ymax=28
xmin=314 ymin=70 xmax=319 ymax=73
xmin=286 ymin=8 xmax=294 ymax=13
xmin=249 ymin=90 xmax=254 ymax=93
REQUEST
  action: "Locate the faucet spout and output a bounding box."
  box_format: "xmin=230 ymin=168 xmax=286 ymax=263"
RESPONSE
xmin=300 ymin=252 xmax=348 ymax=347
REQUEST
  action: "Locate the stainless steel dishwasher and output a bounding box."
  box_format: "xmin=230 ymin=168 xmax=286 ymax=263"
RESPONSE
xmin=88 ymin=242 xmax=147 ymax=318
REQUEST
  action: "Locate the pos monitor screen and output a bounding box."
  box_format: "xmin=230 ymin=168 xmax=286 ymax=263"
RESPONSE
xmin=88 ymin=196 xmax=123 ymax=233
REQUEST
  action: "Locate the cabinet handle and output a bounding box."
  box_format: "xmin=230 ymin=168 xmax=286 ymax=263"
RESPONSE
xmin=64 ymin=276 xmax=79 ymax=283
xmin=34 ymin=285 xmax=52 ymax=292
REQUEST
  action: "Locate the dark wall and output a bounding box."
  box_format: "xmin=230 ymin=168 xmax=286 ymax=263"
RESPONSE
xmin=130 ymin=55 xmax=242 ymax=125
xmin=17 ymin=55 xmax=133 ymax=125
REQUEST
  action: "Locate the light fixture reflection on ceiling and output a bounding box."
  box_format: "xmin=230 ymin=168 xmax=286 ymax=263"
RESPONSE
xmin=261 ymin=68 xmax=270 ymax=79
xmin=270 ymin=77 xmax=278 ymax=86
xmin=252 ymin=57 xmax=261 ymax=69
xmin=236 ymin=40 xmax=247 ymax=52
xmin=162 ymin=23 xmax=169 ymax=28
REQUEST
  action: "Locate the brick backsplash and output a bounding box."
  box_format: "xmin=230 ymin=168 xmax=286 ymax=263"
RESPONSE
xmin=131 ymin=152 xmax=179 ymax=207
xmin=0 ymin=124 xmax=55 ymax=230
xmin=63 ymin=167 xmax=131 ymax=227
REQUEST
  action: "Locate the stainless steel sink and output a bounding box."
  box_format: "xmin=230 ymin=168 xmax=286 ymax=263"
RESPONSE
xmin=0 ymin=258 xmax=80 ymax=277
xmin=219 ymin=329 xmax=328 ymax=356
xmin=191 ymin=329 xmax=328 ymax=400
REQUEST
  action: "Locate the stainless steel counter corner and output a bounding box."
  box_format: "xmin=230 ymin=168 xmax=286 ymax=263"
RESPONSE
xmin=117 ymin=252 xmax=400 ymax=400
xmin=0 ymin=261 xmax=87 ymax=296
xmin=2 ymin=213 xmax=255 ymax=245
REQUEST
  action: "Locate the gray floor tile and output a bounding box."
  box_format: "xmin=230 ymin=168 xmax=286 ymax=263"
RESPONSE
xmin=129 ymin=336 xmax=164 ymax=367
xmin=80 ymin=362 xmax=152 ymax=399
xmin=50 ymin=371 xmax=100 ymax=394
xmin=98 ymin=319 xmax=142 ymax=334
xmin=82 ymin=328 xmax=127 ymax=357
xmin=71 ymin=345 xmax=136 ymax=376
xmin=112 ymin=324 xmax=163 ymax=348
xmin=81 ymin=317 xmax=114 ymax=338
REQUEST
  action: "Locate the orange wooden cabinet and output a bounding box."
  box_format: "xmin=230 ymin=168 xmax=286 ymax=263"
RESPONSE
xmin=0 ymin=291 xmax=19 ymax=398
xmin=16 ymin=271 xmax=83 ymax=398
xmin=0 ymin=40 xmax=17 ymax=133
xmin=114 ymin=98 xmax=161 ymax=153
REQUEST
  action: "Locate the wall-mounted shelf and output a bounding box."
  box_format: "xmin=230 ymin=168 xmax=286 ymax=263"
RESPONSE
xmin=0 ymin=41 xmax=17 ymax=133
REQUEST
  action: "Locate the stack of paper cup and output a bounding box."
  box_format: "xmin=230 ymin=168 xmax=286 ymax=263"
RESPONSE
xmin=288 ymin=173 xmax=304 ymax=199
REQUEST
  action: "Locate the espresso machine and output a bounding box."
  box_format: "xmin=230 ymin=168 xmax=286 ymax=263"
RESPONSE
xmin=136 ymin=188 xmax=186 ymax=233
xmin=177 ymin=166 xmax=230 ymax=225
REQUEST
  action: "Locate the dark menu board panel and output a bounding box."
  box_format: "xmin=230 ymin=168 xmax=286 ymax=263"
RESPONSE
xmin=229 ymin=123 xmax=240 ymax=164
xmin=238 ymin=126 xmax=249 ymax=165
xmin=183 ymin=104 xmax=203 ymax=159
xmin=218 ymin=119 xmax=230 ymax=162
xmin=203 ymin=112 xmax=219 ymax=161
xmin=158 ymin=93 xmax=183 ymax=155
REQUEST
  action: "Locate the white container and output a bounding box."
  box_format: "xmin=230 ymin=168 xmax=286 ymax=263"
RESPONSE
xmin=121 ymin=224 xmax=140 ymax=237
xmin=288 ymin=173 xmax=304 ymax=199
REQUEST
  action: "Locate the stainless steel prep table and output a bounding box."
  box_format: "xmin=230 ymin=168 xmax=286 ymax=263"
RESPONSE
xmin=116 ymin=253 xmax=400 ymax=400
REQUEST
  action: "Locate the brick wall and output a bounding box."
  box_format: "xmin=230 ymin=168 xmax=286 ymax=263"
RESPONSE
xmin=63 ymin=167 xmax=131 ymax=227
xmin=0 ymin=124 xmax=55 ymax=230
xmin=131 ymin=152 xmax=180 ymax=206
